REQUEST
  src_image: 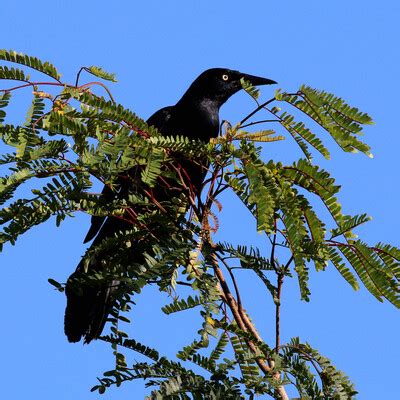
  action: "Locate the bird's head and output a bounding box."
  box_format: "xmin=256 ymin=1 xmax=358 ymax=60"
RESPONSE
xmin=180 ymin=68 xmax=277 ymax=108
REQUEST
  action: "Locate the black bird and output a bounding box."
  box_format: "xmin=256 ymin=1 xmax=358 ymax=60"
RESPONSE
xmin=64 ymin=68 xmax=276 ymax=343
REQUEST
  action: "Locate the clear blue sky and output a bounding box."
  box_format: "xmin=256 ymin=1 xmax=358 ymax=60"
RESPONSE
xmin=1 ymin=1 xmax=399 ymax=399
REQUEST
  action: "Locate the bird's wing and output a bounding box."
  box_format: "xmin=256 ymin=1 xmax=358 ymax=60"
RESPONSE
xmin=82 ymin=106 xmax=174 ymax=244
xmin=146 ymin=106 xmax=173 ymax=132
xmin=83 ymin=184 xmax=115 ymax=243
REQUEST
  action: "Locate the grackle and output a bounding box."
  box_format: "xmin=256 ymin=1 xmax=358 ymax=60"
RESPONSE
xmin=64 ymin=68 xmax=276 ymax=343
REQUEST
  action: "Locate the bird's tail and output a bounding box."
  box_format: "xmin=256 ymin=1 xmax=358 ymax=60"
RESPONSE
xmin=64 ymin=258 xmax=118 ymax=343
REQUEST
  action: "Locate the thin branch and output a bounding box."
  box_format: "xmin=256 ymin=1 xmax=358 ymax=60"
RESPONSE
xmin=1 ymin=79 xmax=115 ymax=102
xmin=284 ymin=255 xmax=294 ymax=270
xmin=240 ymin=119 xmax=280 ymax=129
xmin=239 ymin=97 xmax=276 ymax=126
xmin=275 ymin=274 xmax=284 ymax=353
xmin=217 ymin=254 xmax=242 ymax=308
xmin=75 ymin=67 xmax=85 ymax=87
xmin=147 ymin=280 xmax=192 ymax=287
xmin=78 ymin=81 xmax=115 ymax=103
xmin=270 ymin=216 xmax=278 ymax=271
xmin=1 ymin=81 xmax=65 ymax=93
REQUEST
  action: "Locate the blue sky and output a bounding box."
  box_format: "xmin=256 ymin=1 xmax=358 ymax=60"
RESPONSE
xmin=1 ymin=1 xmax=399 ymax=399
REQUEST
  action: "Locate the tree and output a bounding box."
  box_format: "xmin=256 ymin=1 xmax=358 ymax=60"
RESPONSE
xmin=0 ymin=50 xmax=398 ymax=399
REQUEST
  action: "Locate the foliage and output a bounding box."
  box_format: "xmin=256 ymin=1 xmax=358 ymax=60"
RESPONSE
xmin=1 ymin=50 xmax=399 ymax=399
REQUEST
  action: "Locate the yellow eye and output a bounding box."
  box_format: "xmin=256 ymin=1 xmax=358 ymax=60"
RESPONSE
xmin=222 ymin=74 xmax=229 ymax=81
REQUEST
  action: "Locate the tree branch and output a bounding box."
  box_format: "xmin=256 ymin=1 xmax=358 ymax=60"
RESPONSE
xmin=275 ymin=274 xmax=284 ymax=353
xmin=202 ymin=231 xmax=289 ymax=399
xmin=239 ymin=97 xmax=276 ymax=126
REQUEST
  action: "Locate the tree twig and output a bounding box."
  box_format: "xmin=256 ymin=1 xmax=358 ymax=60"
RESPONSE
xmin=275 ymin=274 xmax=284 ymax=353
xmin=239 ymin=97 xmax=276 ymax=126
xmin=240 ymin=119 xmax=280 ymax=129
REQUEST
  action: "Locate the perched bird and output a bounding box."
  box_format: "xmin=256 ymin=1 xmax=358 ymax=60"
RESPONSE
xmin=64 ymin=68 xmax=276 ymax=343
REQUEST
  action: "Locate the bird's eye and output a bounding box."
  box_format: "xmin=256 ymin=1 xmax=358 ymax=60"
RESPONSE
xmin=222 ymin=74 xmax=229 ymax=81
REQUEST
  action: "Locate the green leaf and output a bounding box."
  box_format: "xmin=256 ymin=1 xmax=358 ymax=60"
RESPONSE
xmin=101 ymin=335 xmax=160 ymax=361
xmin=245 ymin=162 xmax=277 ymax=233
xmin=241 ymin=78 xmax=260 ymax=100
xmin=141 ymin=147 xmax=164 ymax=187
xmin=279 ymin=86 xmax=373 ymax=157
xmin=326 ymin=247 xmax=359 ymax=290
xmin=234 ymin=129 xmax=285 ymax=143
xmin=0 ymin=66 xmax=29 ymax=82
xmin=281 ymin=159 xmax=343 ymax=226
xmin=209 ymin=332 xmax=229 ymax=363
xmin=162 ymin=295 xmax=205 ymax=315
xmin=0 ymin=92 xmax=11 ymax=125
xmin=86 ymin=66 xmax=117 ymax=82
xmin=48 ymin=278 xmax=65 ymax=292
xmin=238 ymin=144 xmax=279 ymax=233
xmin=374 ymin=242 xmax=400 ymax=281
xmin=280 ymin=197 xmax=310 ymax=300
xmin=278 ymin=111 xmax=330 ymax=159
xmin=300 ymin=85 xmax=373 ymax=125
xmin=0 ymin=49 xmax=61 ymax=81
xmin=338 ymin=241 xmax=400 ymax=307
xmin=330 ymin=213 xmax=371 ymax=239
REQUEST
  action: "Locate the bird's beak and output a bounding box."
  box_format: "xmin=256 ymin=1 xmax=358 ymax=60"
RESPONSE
xmin=241 ymin=73 xmax=277 ymax=86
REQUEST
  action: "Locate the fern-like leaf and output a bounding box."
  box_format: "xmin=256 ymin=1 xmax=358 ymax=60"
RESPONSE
xmin=0 ymin=92 xmax=11 ymax=125
xmin=330 ymin=213 xmax=371 ymax=239
xmin=0 ymin=49 xmax=61 ymax=81
xmin=86 ymin=66 xmax=117 ymax=82
xmin=241 ymin=78 xmax=260 ymax=100
xmin=0 ymin=66 xmax=29 ymax=82
xmin=162 ymin=295 xmax=205 ymax=315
